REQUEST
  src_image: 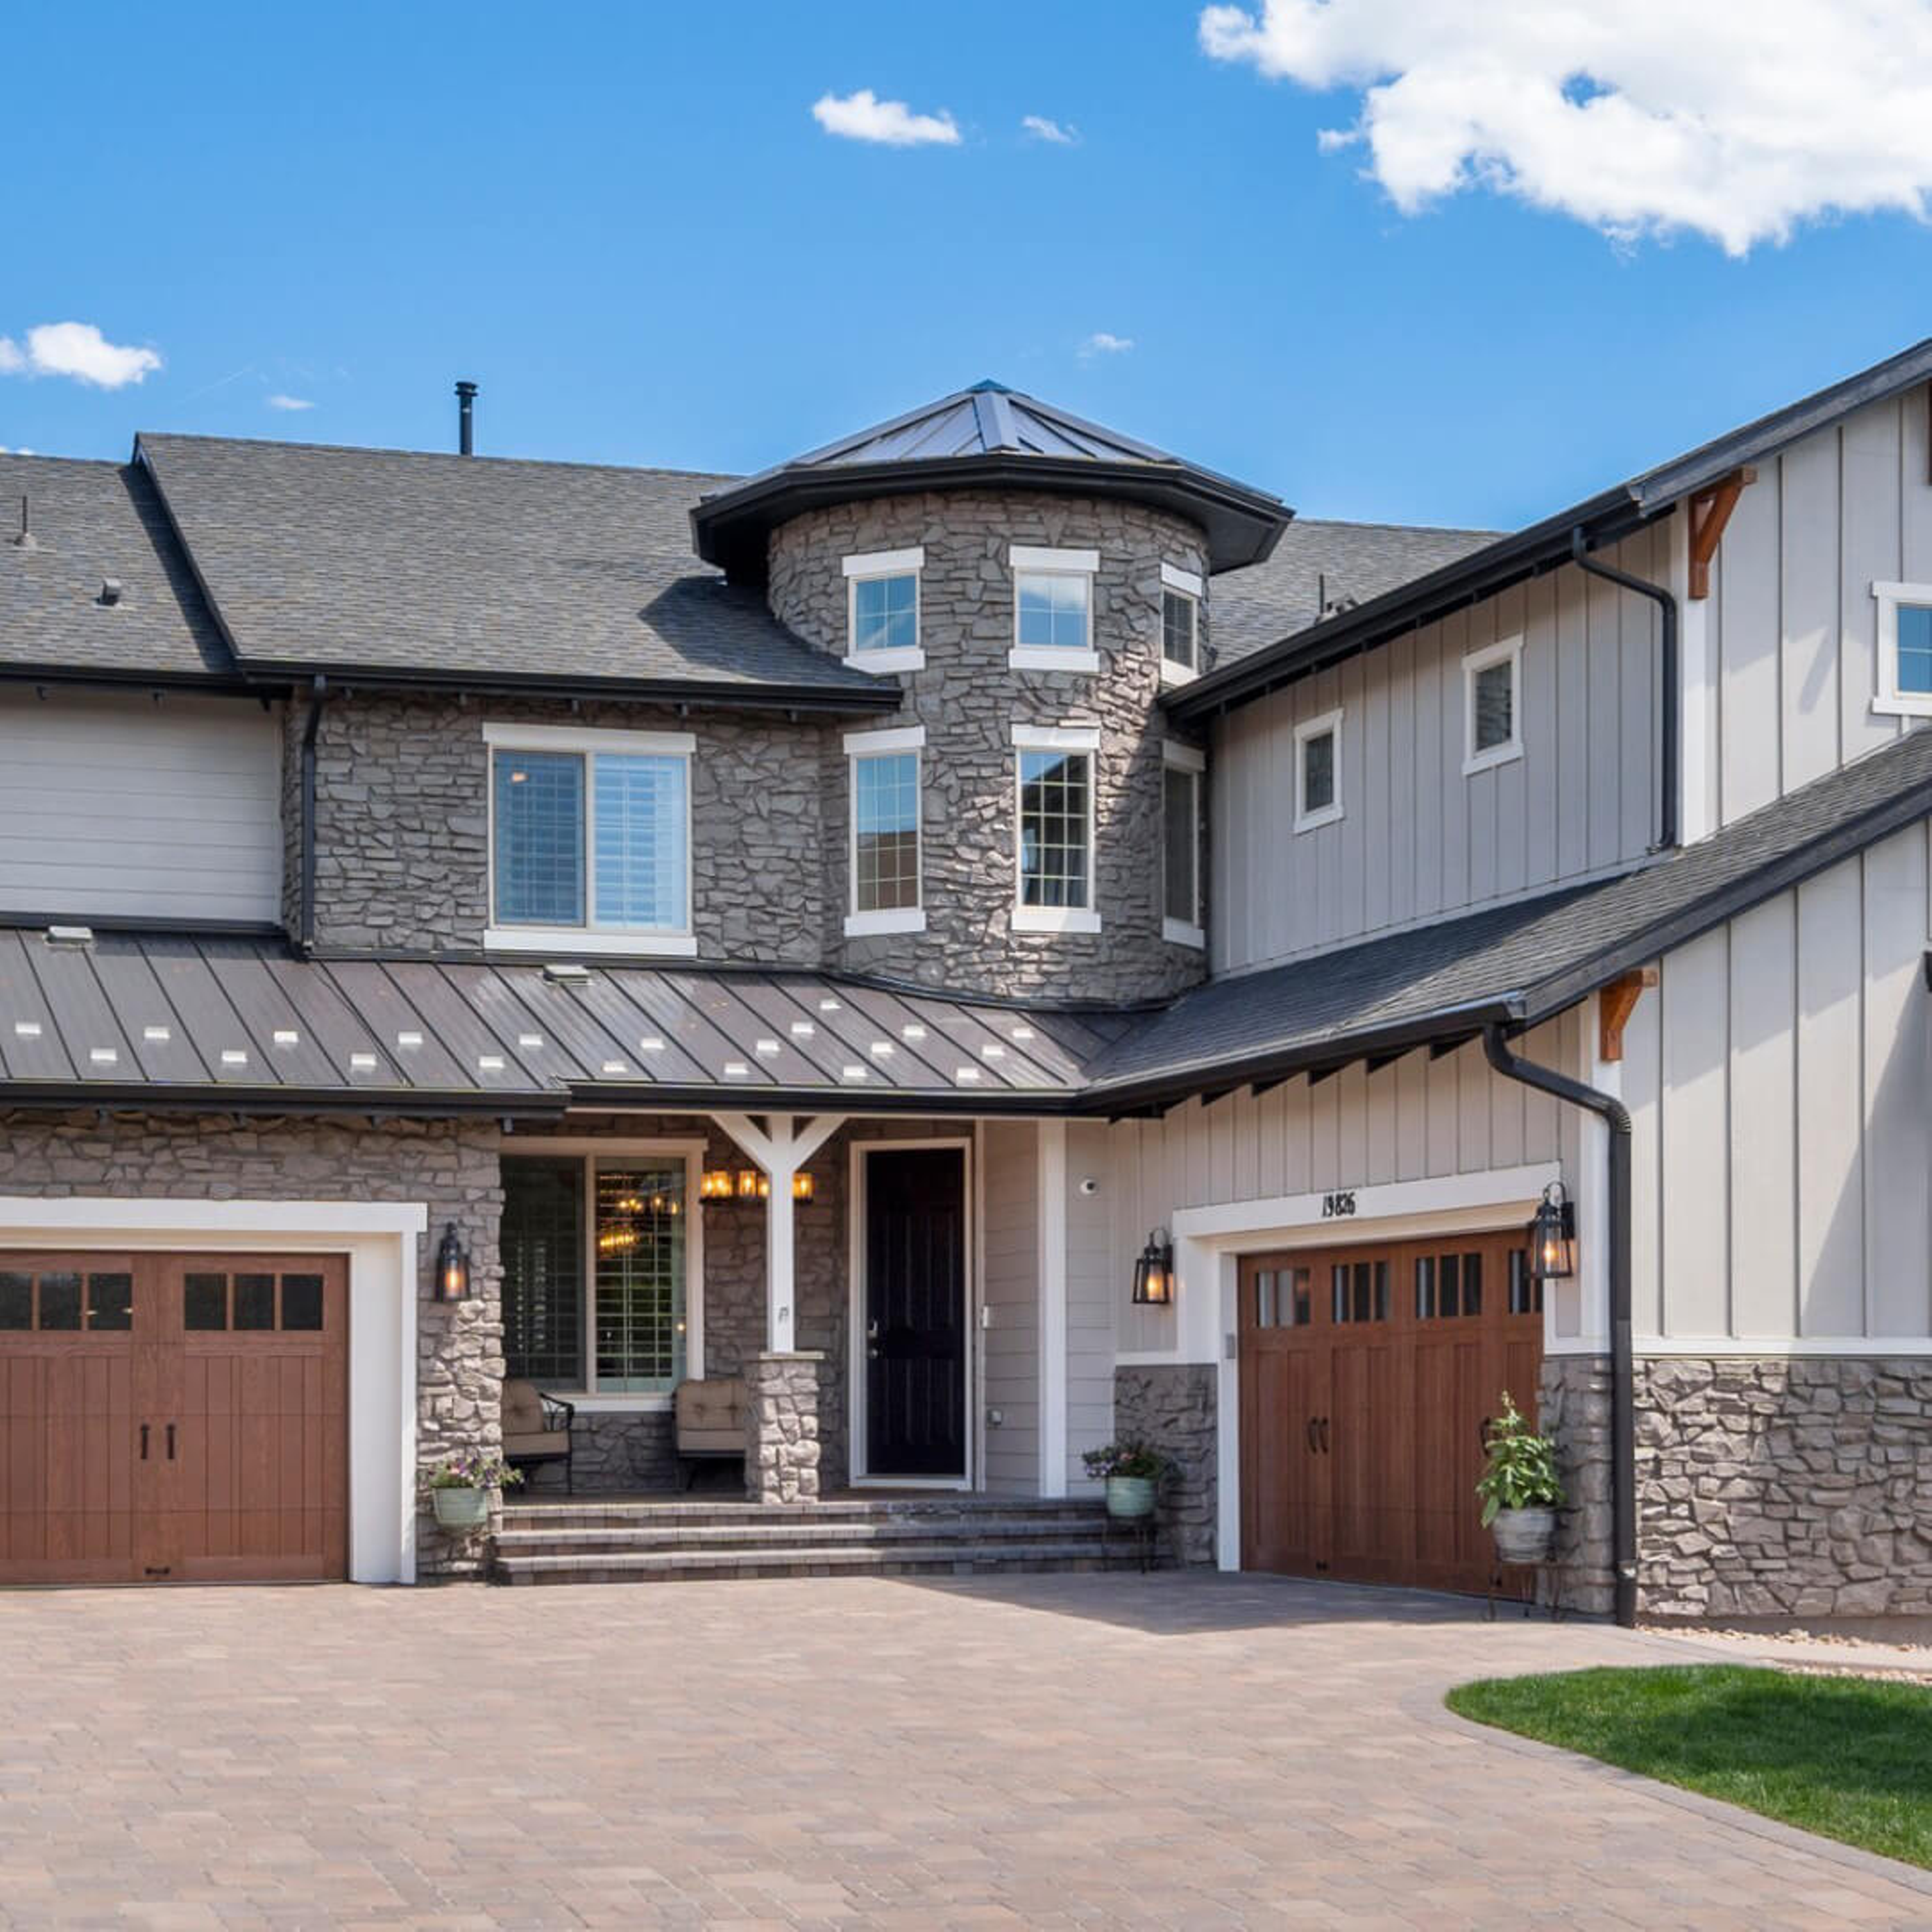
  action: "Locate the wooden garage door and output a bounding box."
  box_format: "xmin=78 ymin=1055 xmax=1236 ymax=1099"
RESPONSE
xmin=0 ymin=1251 xmax=347 ymax=1584
xmin=1239 ymin=1230 xmax=1543 ymax=1599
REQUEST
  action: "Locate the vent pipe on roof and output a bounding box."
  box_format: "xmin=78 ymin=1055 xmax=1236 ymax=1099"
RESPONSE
xmin=10 ymin=494 xmax=34 ymax=550
xmin=455 ymin=379 xmax=478 ymax=456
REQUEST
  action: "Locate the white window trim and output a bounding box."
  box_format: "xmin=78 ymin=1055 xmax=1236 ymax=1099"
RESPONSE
xmin=1293 ymin=708 xmax=1344 ymax=833
xmin=1872 ymin=581 xmax=1932 ymax=716
xmin=844 ymin=725 xmax=926 ymax=937
xmin=484 ymin=722 xmax=696 ymax=954
xmin=844 ymin=548 xmax=925 ymax=673
xmin=1160 ymin=561 xmax=1204 ymax=598
xmin=501 ymin=1138 xmax=705 ymax=1407
xmin=1011 ymin=724 xmax=1101 ymax=934
xmin=1010 ymin=545 xmax=1099 ymax=673
xmin=1161 ymin=740 xmax=1206 ymax=947
xmin=1462 ymin=635 xmax=1524 ymax=776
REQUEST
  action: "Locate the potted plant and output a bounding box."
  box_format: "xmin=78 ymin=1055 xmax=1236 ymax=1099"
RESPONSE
xmin=421 ymin=1450 xmax=522 ymax=1532
xmin=1475 ymin=1392 xmax=1565 ymax=1564
xmin=1082 ymin=1441 xmax=1172 ymax=1520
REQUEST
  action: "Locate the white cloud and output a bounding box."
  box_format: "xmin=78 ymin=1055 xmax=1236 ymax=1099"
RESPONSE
xmin=1022 ymin=114 xmax=1078 ymax=145
xmin=266 ymin=393 xmax=315 ymax=411
xmin=812 ymin=89 xmax=960 ymax=147
xmin=0 ymin=321 xmax=162 ymax=388
xmin=1198 ymin=0 xmax=1932 ymax=255
xmin=1079 ymin=332 xmax=1135 ymax=359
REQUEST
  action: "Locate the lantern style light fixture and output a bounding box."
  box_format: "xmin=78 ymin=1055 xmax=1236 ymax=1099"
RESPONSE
xmin=435 ymin=1222 xmax=471 ymax=1302
xmin=1528 ymin=1180 xmax=1577 ymax=1282
xmin=700 ymin=1169 xmax=734 ymax=1202
xmin=791 ymin=1171 xmax=815 ymax=1202
xmin=1132 ymin=1227 xmax=1176 ymax=1306
xmin=736 ymin=1167 xmax=762 ymax=1200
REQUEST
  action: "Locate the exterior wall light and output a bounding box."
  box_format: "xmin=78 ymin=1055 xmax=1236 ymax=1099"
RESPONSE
xmin=700 ymin=1169 xmax=734 ymax=1202
xmin=1528 ymin=1180 xmax=1577 ymax=1282
xmin=736 ymin=1168 xmax=762 ymax=1200
xmin=1132 ymin=1227 xmax=1175 ymax=1306
xmin=435 ymin=1222 xmax=471 ymax=1302
xmin=792 ymin=1171 xmax=815 ymax=1202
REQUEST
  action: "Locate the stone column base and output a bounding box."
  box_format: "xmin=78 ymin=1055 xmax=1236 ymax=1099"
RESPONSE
xmin=1113 ymin=1362 xmax=1218 ymax=1566
xmin=1538 ymin=1354 xmax=1616 ymax=1618
xmin=746 ymin=1351 xmax=824 ymax=1504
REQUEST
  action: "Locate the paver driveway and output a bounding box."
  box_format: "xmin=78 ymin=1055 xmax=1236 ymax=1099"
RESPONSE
xmin=3 ymin=1573 xmax=1929 ymax=1929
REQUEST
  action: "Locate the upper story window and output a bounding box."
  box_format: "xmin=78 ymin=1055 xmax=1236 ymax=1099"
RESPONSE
xmin=1012 ymin=725 xmax=1101 ymax=934
xmin=1463 ymin=636 xmax=1523 ymax=775
xmin=844 ymin=725 xmax=925 ymax=938
xmin=1162 ymin=741 xmax=1205 ymax=949
xmin=1294 ymin=708 xmax=1343 ymax=832
xmin=1873 ymin=583 xmax=1932 ymax=716
xmin=485 ymin=722 xmax=695 ymax=956
xmin=843 ymin=547 xmax=925 ymax=673
xmin=1160 ymin=563 xmax=1203 ymax=684
xmin=1010 ymin=546 xmax=1100 ymax=673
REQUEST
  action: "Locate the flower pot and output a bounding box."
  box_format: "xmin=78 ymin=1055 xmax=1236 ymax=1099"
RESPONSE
xmin=431 ymin=1485 xmax=492 ymax=1532
xmin=1491 ymin=1505 xmax=1557 ymax=1565
xmin=1106 ymin=1475 xmax=1157 ymax=1520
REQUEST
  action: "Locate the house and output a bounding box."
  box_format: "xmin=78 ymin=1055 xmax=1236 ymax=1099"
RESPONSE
xmin=2 ymin=345 xmax=1930 ymax=1623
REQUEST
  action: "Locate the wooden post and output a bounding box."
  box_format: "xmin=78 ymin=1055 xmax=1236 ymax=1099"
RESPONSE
xmin=714 ymin=1111 xmax=847 ymax=1355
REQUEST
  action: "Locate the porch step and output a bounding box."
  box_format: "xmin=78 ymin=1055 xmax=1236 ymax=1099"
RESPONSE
xmin=495 ymin=1512 xmax=1109 ymax=1558
xmin=495 ymin=1539 xmax=1115 ymax=1585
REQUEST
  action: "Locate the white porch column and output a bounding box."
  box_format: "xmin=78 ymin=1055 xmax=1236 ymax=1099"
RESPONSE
xmin=714 ymin=1111 xmax=846 ymax=1352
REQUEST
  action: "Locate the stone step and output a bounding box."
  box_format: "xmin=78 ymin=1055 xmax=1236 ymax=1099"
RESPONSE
xmin=495 ymin=1514 xmax=1111 ymax=1556
xmin=500 ymin=1499 xmax=1108 ymax=1532
xmin=495 ymin=1540 xmax=1122 ymax=1585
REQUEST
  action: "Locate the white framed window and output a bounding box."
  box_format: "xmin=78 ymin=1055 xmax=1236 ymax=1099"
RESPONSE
xmin=1161 ymin=740 xmax=1205 ymax=948
xmin=1294 ymin=708 xmax=1343 ymax=833
xmin=844 ymin=725 xmax=925 ymax=936
xmin=500 ymin=1140 xmax=705 ymax=1403
xmin=1012 ymin=724 xmax=1101 ymax=934
xmin=1160 ymin=562 xmax=1202 ymax=685
xmin=1010 ymin=545 xmax=1101 ymax=673
xmin=843 ymin=547 xmax=924 ymax=673
xmin=1463 ymin=636 xmax=1523 ymax=775
xmin=484 ymin=722 xmax=696 ymax=956
xmin=1873 ymin=582 xmax=1932 ymax=716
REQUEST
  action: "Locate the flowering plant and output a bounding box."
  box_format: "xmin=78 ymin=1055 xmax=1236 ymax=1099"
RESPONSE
xmin=1081 ymin=1440 xmax=1172 ymax=1482
xmin=420 ymin=1450 xmax=523 ymax=1493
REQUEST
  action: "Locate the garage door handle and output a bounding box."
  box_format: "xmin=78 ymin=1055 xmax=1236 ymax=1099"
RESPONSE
xmin=139 ymin=1422 xmax=149 ymax=1461
xmin=1317 ymin=1417 xmax=1331 ymax=1455
xmin=165 ymin=1423 xmax=177 ymax=1462
xmin=1305 ymin=1418 xmax=1318 ymax=1453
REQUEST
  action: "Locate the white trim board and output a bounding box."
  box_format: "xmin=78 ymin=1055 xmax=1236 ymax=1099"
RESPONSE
xmin=0 ymin=1194 xmax=426 ymax=1585
xmin=1037 ymin=1119 xmax=1069 ymax=1499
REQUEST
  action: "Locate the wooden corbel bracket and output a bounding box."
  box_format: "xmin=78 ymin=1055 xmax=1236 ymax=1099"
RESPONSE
xmin=1686 ymin=466 xmax=1756 ymax=600
xmin=1597 ymin=967 xmax=1660 ymax=1063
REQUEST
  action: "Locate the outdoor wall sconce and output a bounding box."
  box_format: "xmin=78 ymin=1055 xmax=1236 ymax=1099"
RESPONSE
xmin=435 ymin=1222 xmax=471 ymax=1302
xmin=700 ymin=1169 xmax=734 ymax=1201
xmin=791 ymin=1171 xmax=815 ymax=1202
xmin=1528 ymin=1181 xmax=1577 ymax=1282
xmin=1132 ymin=1227 xmax=1175 ymax=1306
xmin=702 ymin=1167 xmax=776 ymax=1204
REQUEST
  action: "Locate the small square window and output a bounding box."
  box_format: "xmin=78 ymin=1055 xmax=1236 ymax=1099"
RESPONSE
xmin=851 ymin=573 xmax=918 ymax=655
xmin=1016 ymin=571 xmax=1091 ymax=652
xmin=1875 ymin=585 xmax=1932 ymax=714
xmin=1294 ymin=709 xmax=1342 ymax=832
xmin=1464 ymin=638 xmax=1523 ymax=773
xmin=1162 ymin=589 xmax=1198 ymax=669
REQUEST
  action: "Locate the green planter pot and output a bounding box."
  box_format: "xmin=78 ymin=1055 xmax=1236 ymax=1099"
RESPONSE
xmin=1105 ymin=1475 xmax=1157 ymax=1520
xmin=431 ymin=1485 xmax=492 ymax=1533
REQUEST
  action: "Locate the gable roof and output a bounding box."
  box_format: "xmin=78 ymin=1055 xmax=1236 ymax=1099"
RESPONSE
xmin=1082 ymin=723 xmax=1932 ymax=1109
xmin=0 ymin=454 xmax=238 ymax=686
xmin=135 ymin=434 xmax=897 ymax=710
xmin=1170 ymin=335 xmax=1932 ymax=723
xmin=691 ymin=380 xmax=1291 ymax=580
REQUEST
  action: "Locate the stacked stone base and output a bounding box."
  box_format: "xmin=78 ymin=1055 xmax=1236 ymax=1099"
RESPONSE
xmin=746 ymin=1351 xmax=824 ymax=1503
xmin=1113 ymin=1363 xmax=1218 ymax=1566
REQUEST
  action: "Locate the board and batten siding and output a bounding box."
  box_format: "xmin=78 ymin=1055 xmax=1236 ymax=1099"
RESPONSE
xmin=1704 ymin=385 xmax=1932 ymax=830
xmin=1108 ymin=1013 xmax=1584 ymax=1354
xmin=0 ymin=690 xmax=282 ymax=923
xmin=1212 ymin=531 xmax=1664 ymax=975
xmin=980 ymin=1119 xmax=1041 ymax=1496
xmin=1064 ymin=1120 xmax=1115 ymax=1493
xmin=1621 ymin=819 xmax=1932 ymax=1342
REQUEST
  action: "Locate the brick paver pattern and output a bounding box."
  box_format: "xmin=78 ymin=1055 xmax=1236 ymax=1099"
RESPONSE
xmin=2 ymin=1572 xmax=1928 ymax=1928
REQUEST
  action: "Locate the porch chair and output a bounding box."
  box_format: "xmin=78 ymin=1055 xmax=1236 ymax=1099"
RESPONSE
xmin=674 ymin=1376 xmax=747 ymax=1492
xmin=502 ymin=1378 xmax=575 ymax=1493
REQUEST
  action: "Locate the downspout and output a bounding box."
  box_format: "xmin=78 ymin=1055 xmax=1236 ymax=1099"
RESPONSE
xmin=1570 ymin=527 xmax=1679 ymax=852
xmin=298 ymin=675 xmax=330 ymax=954
xmin=1483 ymin=1022 xmax=1638 ymax=1629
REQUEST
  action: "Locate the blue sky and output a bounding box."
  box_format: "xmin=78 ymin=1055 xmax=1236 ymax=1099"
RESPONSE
xmin=5 ymin=1 xmax=1929 ymax=532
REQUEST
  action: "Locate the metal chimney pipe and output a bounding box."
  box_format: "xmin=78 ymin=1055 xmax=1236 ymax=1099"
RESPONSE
xmin=455 ymin=379 xmax=478 ymax=456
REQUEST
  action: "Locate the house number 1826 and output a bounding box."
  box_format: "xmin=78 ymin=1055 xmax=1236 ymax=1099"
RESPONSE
xmin=1321 ymin=1190 xmax=1357 ymax=1219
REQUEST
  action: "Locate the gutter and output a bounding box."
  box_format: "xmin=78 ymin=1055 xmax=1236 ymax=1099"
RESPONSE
xmin=1482 ymin=1023 xmax=1637 ymax=1629
xmin=1569 ymin=528 xmax=1680 ymax=851
xmin=298 ymin=675 xmax=330 ymax=954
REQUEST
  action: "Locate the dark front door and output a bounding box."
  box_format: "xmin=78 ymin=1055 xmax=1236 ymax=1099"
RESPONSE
xmin=864 ymin=1147 xmax=966 ymax=1478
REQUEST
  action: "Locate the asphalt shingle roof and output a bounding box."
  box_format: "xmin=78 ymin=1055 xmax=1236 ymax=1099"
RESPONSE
xmin=0 ymin=454 xmax=234 ymax=681
xmin=135 ymin=434 xmax=893 ymax=703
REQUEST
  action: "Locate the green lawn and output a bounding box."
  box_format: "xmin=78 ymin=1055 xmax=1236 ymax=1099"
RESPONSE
xmin=1447 ymin=1666 xmax=1932 ymax=1870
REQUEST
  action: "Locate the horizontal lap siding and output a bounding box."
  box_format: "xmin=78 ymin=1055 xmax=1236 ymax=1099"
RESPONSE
xmin=0 ymin=692 xmax=281 ymax=923
xmin=1214 ymin=537 xmax=1661 ymax=975
xmin=980 ymin=1121 xmax=1040 ymax=1496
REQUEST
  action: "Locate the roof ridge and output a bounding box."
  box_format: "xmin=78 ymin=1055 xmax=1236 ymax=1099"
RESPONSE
xmin=137 ymin=431 xmax=736 ymax=486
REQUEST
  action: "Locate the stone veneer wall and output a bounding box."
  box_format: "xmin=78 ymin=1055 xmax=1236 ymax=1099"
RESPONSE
xmin=768 ymin=490 xmax=1210 ymax=1002
xmin=1113 ymin=1363 xmax=1218 ymax=1566
xmin=284 ymin=691 xmax=832 ymax=962
xmin=0 ymin=1108 xmax=502 ymax=1578
xmin=1535 ymin=1355 xmax=1617 ymax=1618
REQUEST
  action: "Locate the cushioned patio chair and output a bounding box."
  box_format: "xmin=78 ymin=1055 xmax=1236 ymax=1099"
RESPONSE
xmin=502 ymin=1378 xmax=575 ymax=1493
xmin=674 ymin=1376 xmax=747 ymax=1492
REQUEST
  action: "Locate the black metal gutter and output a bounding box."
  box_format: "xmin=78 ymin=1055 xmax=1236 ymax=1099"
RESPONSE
xmin=1570 ymin=528 xmax=1679 ymax=851
xmin=0 ymin=663 xmax=281 ymax=698
xmin=1482 ymin=1023 xmax=1637 ymax=1629
xmin=298 ymin=675 xmax=330 ymax=954
xmin=0 ymin=1083 xmax=565 ymax=1122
